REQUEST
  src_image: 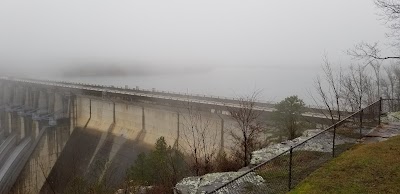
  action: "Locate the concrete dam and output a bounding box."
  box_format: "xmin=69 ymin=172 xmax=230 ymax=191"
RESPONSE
xmin=0 ymin=77 xmax=331 ymax=193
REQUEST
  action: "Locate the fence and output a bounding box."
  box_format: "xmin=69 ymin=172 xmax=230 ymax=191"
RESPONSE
xmin=208 ymin=98 xmax=399 ymax=194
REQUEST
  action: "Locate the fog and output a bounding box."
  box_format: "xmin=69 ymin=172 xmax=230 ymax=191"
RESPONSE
xmin=0 ymin=0 xmax=388 ymax=103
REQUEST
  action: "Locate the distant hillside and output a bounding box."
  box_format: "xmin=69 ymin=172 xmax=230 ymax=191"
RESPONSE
xmin=62 ymin=65 xmax=129 ymax=77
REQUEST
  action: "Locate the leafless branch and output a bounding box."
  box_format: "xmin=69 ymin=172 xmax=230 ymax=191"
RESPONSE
xmin=227 ymin=90 xmax=264 ymax=166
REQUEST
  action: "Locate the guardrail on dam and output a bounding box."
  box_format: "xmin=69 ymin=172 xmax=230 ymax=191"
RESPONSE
xmin=0 ymin=77 xmax=334 ymax=193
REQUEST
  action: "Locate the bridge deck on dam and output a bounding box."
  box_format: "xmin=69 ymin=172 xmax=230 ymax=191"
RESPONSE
xmin=1 ymin=77 xmax=336 ymax=120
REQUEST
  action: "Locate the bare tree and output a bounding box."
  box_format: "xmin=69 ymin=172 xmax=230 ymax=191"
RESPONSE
xmin=348 ymin=42 xmax=400 ymax=62
xmin=391 ymin=63 xmax=400 ymax=98
xmin=348 ymin=1 xmax=400 ymax=62
xmin=227 ymin=91 xmax=264 ymax=167
xmin=370 ymin=61 xmax=383 ymax=98
xmin=312 ymin=56 xmax=343 ymax=124
xmin=381 ymin=65 xmax=396 ymax=100
xmin=364 ymin=75 xmax=377 ymax=105
xmin=376 ymin=0 xmax=400 ymax=43
xmin=313 ymin=77 xmax=335 ymax=124
xmin=381 ymin=63 xmax=400 ymax=110
xmin=180 ymin=101 xmax=220 ymax=175
xmin=342 ymin=64 xmax=372 ymax=111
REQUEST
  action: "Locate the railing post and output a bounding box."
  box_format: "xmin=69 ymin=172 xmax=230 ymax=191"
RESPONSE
xmin=360 ymin=109 xmax=363 ymax=138
xmin=379 ymin=97 xmax=382 ymax=125
xmin=89 ymin=99 xmax=92 ymax=118
xmin=288 ymin=146 xmax=293 ymax=191
xmin=113 ymin=102 xmax=116 ymax=123
xmin=332 ymin=125 xmax=336 ymax=158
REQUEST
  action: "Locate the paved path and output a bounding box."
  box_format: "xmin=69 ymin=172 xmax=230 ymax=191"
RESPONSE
xmin=362 ymin=122 xmax=400 ymax=143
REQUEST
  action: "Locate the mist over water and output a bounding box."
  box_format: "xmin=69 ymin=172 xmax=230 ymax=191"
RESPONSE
xmin=41 ymin=65 xmax=321 ymax=104
xmin=0 ymin=0 xmax=388 ymax=104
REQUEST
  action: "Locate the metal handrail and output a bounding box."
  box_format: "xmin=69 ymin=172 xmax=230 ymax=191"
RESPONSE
xmin=208 ymin=98 xmax=382 ymax=193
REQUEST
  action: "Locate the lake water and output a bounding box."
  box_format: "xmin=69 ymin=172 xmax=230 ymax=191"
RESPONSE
xmin=41 ymin=65 xmax=322 ymax=104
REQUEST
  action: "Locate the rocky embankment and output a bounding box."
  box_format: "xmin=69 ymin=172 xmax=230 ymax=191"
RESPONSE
xmin=251 ymin=129 xmax=356 ymax=165
xmin=174 ymin=129 xmax=357 ymax=194
xmin=175 ymin=172 xmax=264 ymax=194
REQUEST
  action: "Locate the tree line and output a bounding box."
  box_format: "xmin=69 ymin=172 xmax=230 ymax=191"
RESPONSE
xmin=121 ymin=94 xmax=309 ymax=193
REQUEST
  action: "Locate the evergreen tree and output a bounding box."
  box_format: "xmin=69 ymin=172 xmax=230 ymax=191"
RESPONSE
xmin=273 ymin=95 xmax=306 ymax=140
xmin=127 ymin=136 xmax=189 ymax=192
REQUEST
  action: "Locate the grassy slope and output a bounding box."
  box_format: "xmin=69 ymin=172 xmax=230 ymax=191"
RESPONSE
xmin=290 ymin=135 xmax=400 ymax=194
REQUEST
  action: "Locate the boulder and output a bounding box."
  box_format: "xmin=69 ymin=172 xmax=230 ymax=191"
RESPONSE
xmin=174 ymin=172 xmax=265 ymax=194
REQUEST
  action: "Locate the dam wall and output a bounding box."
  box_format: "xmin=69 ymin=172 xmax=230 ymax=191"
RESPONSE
xmin=75 ymin=96 xmax=229 ymax=152
xmin=37 ymin=95 xmax=235 ymax=192
xmin=0 ymin=79 xmax=72 ymax=194
xmin=8 ymin=121 xmax=66 ymax=194
xmin=0 ymin=77 xmax=333 ymax=193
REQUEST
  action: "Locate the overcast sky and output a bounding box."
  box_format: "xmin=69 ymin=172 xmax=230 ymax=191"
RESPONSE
xmin=0 ymin=0 xmax=390 ymax=102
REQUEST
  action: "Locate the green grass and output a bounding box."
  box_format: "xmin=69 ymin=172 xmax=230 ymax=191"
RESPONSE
xmin=255 ymin=151 xmax=331 ymax=193
xmin=290 ymin=136 xmax=400 ymax=194
xmin=252 ymin=144 xmax=357 ymax=193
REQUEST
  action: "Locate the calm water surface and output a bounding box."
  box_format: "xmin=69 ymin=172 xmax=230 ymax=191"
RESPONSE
xmin=42 ymin=66 xmax=321 ymax=104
